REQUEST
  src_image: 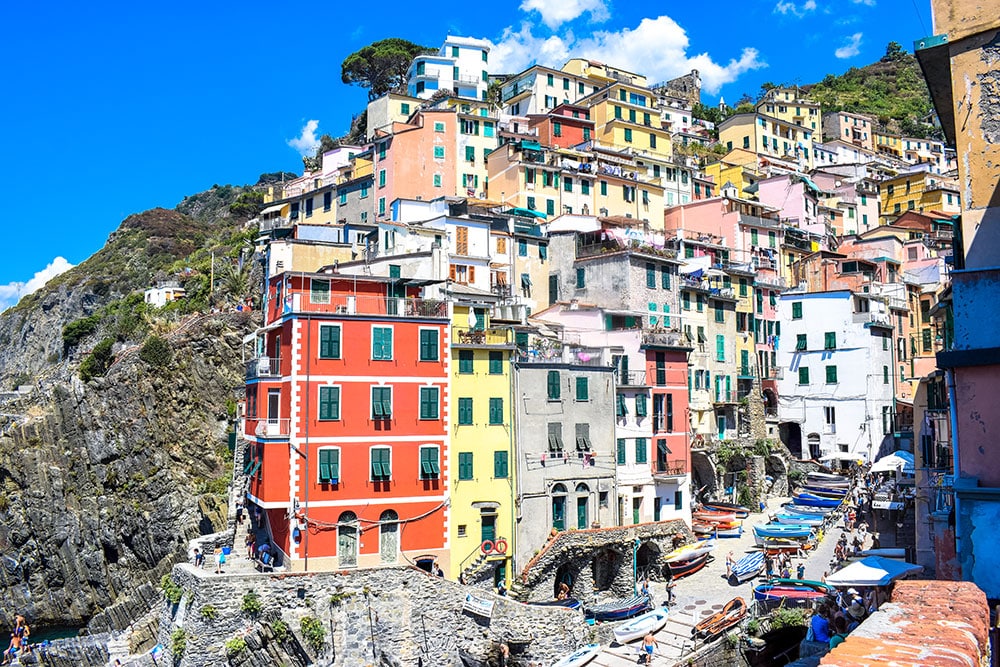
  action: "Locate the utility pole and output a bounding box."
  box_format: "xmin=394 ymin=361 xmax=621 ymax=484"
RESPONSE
xmin=210 ymin=251 xmax=215 ymax=295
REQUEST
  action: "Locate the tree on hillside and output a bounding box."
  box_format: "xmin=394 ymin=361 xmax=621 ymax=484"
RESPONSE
xmin=341 ymin=38 xmax=433 ymax=100
xmin=883 ymin=41 xmax=906 ymax=62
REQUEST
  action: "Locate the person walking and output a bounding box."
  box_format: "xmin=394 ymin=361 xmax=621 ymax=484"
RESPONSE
xmin=641 ymin=632 xmax=658 ymax=665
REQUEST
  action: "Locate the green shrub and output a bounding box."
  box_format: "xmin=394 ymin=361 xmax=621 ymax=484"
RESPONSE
xmin=171 ymin=628 xmax=186 ymax=656
xmin=139 ymin=334 xmax=172 ymax=367
xmin=271 ymin=619 xmax=289 ymax=642
xmin=241 ymin=590 xmax=263 ymax=616
xmin=79 ymin=337 xmax=115 ymax=381
xmin=771 ymin=607 xmax=807 ymax=629
xmin=160 ymin=575 xmax=183 ymax=604
xmin=224 ymin=637 xmax=247 ymax=655
xmin=300 ymin=616 xmax=325 ymax=652
xmin=199 ymin=604 xmax=217 ymax=620
xmin=62 ymin=315 xmax=101 ymax=347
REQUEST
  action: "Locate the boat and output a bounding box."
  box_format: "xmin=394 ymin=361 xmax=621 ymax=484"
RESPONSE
xmin=584 ymin=594 xmax=651 ymax=622
xmin=693 ymin=596 xmax=747 ymax=638
xmin=801 ymin=484 xmax=849 ymax=496
xmin=692 ymin=509 xmax=737 ymax=523
xmin=612 ymin=606 xmax=669 ymax=644
xmin=529 ymin=597 xmax=583 ymax=610
xmin=753 ymin=579 xmax=833 ymax=605
xmin=781 ymin=503 xmax=834 ymax=515
xmin=730 ymin=552 xmax=765 ymax=583
xmin=701 ymin=502 xmax=751 ymax=518
xmin=714 ymin=524 xmax=743 ymax=538
xmin=773 ymin=512 xmax=824 ymax=527
xmin=791 ymin=493 xmax=843 ymax=508
xmin=667 ymin=551 xmax=711 ymax=579
xmin=799 ymin=487 xmax=848 ymax=499
xmin=753 ymin=524 xmax=813 ymax=546
xmin=761 ymin=537 xmax=815 ymax=555
xmin=664 ymin=538 xmax=716 ymax=563
xmin=693 ymin=521 xmax=741 ymax=537
xmin=806 ymin=472 xmax=851 ymax=487
xmin=550 ymin=643 xmax=601 ymax=667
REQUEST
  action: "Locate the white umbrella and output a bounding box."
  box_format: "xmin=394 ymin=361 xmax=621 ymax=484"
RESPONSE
xmin=871 ymin=451 xmax=914 ymax=474
xmin=825 ymin=556 xmax=922 ymax=587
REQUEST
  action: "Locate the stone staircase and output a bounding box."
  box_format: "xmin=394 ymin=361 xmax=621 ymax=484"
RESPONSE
xmin=588 ymin=606 xmax=704 ymax=666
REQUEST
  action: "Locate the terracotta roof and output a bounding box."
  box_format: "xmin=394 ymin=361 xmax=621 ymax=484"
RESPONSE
xmin=819 ymin=580 xmax=989 ymax=667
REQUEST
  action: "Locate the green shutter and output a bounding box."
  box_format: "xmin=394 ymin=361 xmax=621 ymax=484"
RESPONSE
xmin=617 ymin=439 xmax=626 ymax=464
xmin=489 ymin=397 xmax=503 ymax=425
xmin=635 ymin=393 xmax=647 ymax=417
xmin=319 ymin=386 xmax=340 ymax=420
xmin=421 ymin=447 xmax=439 ymax=478
xmin=825 ymin=332 xmax=836 ymax=350
xmin=319 ymin=449 xmax=339 ymax=483
xmin=494 ymin=451 xmax=509 ymax=478
xmin=320 ymin=326 xmax=341 ymax=359
xmin=646 ymin=263 xmax=656 ymax=288
xmin=796 ymin=334 xmax=807 ymax=351
xmin=660 ymin=266 xmax=670 ymax=289
xmin=716 ymin=335 xmax=725 ymax=362
xmin=420 ymin=387 xmax=439 ymax=419
xmin=373 ymin=327 xmax=393 ymax=359
xmin=798 ymin=367 xmax=810 ymax=385
xmin=458 ymin=397 xmax=473 ymax=425
xmin=465 ymin=146 xmax=475 ymax=162
xmin=489 ymin=351 xmax=503 ymax=374
xmin=635 ymin=438 xmax=647 ymax=464
xmin=459 ymin=452 xmax=473 ymax=480
xmin=616 ymin=393 xmax=627 ymax=416
xmin=459 ymin=350 xmax=474 ymax=373
xmin=575 ymin=377 xmax=589 ymax=401
xmin=826 ymin=365 xmax=838 ymax=384
xmin=792 ymin=302 xmax=803 ymax=319
xmin=420 ymin=329 xmax=438 ymax=361
xmin=372 ymin=448 xmax=390 ymax=479
xmin=547 ymin=370 xmax=561 ymax=399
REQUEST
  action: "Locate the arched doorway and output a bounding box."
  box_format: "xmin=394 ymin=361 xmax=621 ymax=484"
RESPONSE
xmin=591 ymin=548 xmax=623 ymax=591
xmin=575 ymin=483 xmax=590 ymax=529
xmin=806 ymin=432 xmax=821 ymax=460
xmin=379 ymin=510 xmax=398 ymax=563
xmin=553 ymin=562 xmax=578 ymax=599
xmin=635 ymin=541 xmax=661 ymax=580
xmin=780 ymin=421 xmax=803 ymax=458
xmin=337 ymin=511 xmax=358 ymax=567
xmin=690 ymin=450 xmax=718 ymax=500
xmin=551 ymin=483 xmax=567 ymax=531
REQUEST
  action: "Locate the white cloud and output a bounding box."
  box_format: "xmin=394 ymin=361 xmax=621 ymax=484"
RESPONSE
xmin=287 ymin=120 xmax=320 ymax=157
xmin=774 ymin=0 xmax=816 ymax=18
xmin=489 ymin=16 xmax=766 ymax=94
xmin=835 ymin=32 xmax=863 ymax=59
xmin=0 ymin=257 xmax=75 ymax=312
xmin=851 ymin=0 xmax=876 ymax=5
xmin=519 ymin=0 xmax=610 ymax=29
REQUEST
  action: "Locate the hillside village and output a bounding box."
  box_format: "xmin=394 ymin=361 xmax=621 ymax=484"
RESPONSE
xmin=228 ymin=35 xmax=959 ymax=591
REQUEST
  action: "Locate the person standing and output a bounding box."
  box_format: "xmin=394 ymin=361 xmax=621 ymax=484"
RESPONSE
xmin=797 ymin=562 xmax=806 ymax=580
xmin=665 ymin=573 xmax=676 ymax=606
xmin=725 ymin=552 xmax=735 ymax=579
xmin=193 ymin=549 xmax=204 ymax=568
xmin=215 ymin=548 xmax=226 ymax=574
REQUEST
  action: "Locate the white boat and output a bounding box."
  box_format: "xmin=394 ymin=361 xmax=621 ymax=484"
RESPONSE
xmin=859 ymin=548 xmax=906 ymax=559
xmin=806 ymin=472 xmax=851 ymax=488
xmin=664 ymin=538 xmax=717 ymax=563
xmin=783 ymin=503 xmax=835 ymax=515
xmin=551 ymin=643 xmax=601 ymax=667
xmin=774 ymin=512 xmax=824 ymax=527
xmin=613 ymin=607 xmax=669 ymax=644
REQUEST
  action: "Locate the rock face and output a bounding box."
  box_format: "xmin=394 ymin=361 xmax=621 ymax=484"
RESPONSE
xmin=0 ymin=313 xmax=249 ymax=629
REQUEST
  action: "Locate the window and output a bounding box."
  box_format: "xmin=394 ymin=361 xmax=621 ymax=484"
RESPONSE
xmin=419 ymin=387 xmax=439 ymax=420
xmin=484 ymin=351 xmax=502 ymax=375
xmin=400 ymin=102 xmax=410 ymax=115
xmin=419 ymin=329 xmax=439 ymax=361
xmin=434 ymin=121 xmax=445 ymax=132
xmin=315 ymin=384 xmax=341 ymax=421
xmin=494 ymin=451 xmax=509 ymax=478
xmin=547 ymin=423 xmax=563 ymax=451
xmin=616 ymin=393 xmax=627 ymax=417
xmin=792 ymin=302 xmax=803 ymax=319
xmin=883 ymin=365 xmax=889 ymax=384
xmin=420 ymin=446 xmax=440 ymax=479
xmin=318 ymin=448 xmax=339 ymax=484
xmin=518 ymin=239 xmax=527 ymax=256
xmin=576 ymin=267 xmax=586 ymax=288
xmin=458 ymin=350 xmax=474 ymax=374
xmin=624 ymin=128 xmax=633 ymax=143
xmin=458 ymin=397 xmax=473 ymax=425
xmin=553 ymin=121 xmax=562 ymax=137
xmin=339 ymin=191 xmax=347 ymax=205
xmin=617 ymin=438 xmax=626 ymax=465
xmin=489 ymin=397 xmax=503 ymax=425
xmin=547 ymin=73 xmax=554 ymax=86
xmin=796 ymin=334 xmax=807 ymax=351
xmin=378 ymin=197 xmax=386 ymax=216
xmin=600 ymin=180 xmax=608 ymax=196
xmin=660 ymin=266 xmax=671 ymax=289
xmin=716 ymin=335 xmax=725 ymax=362
xmin=635 ymin=393 xmax=647 ymax=417
xmin=547 ymin=371 xmax=561 ymax=400
xmin=433 ymin=146 xmax=445 ymax=159
xmin=575 ymin=377 xmax=589 ymax=401
xmin=458 ymin=452 xmax=473 ymax=480
xmin=751 ymin=229 xmax=759 ymax=246
xmin=378 ymin=169 xmax=386 ymax=187
xmin=646 ymin=263 xmax=656 ymax=288
xmin=798 ymin=367 xmax=810 ymax=385
xmin=433 ymin=174 xmax=442 ymax=187
xmin=372 ymin=326 xmax=393 ymax=360
xmin=563 ymin=176 xmax=572 ymax=192
xmin=768 ymin=231 xmax=776 ymax=248
xmin=682 ymin=292 xmax=690 ymax=310
xmin=465 ymin=145 xmax=475 ymax=162
xmin=372 ymin=386 xmax=392 ymax=418
xmin=310 ymin=279 xmax=330 ymax=304
xmin=546 ymin=199 xmax=555 ymax=216
xmin=825 ymin=365 xmax=838 ymax=384
xmin=824 ymin=332 xmax=836 ymax=350
xmin=715 ymin=305 xmax=725 ymax=323
xmin=371 ymin=447 xmax=391 ymax=481
xmin=319 ymin=325 xmax=341 ymax=359
xmin=635 ymin=438 xmax=647 ymax=464
xmin=323 ymin=191 xmax=332 ymax=212
xmin=649 ymin=133 xmax=657 ymax=149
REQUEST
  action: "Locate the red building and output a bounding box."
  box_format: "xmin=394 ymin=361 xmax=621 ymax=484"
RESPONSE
xmin=529 ymin=103 xmax=595 ymax=148
xmin=642 ymin=332 xmax=693 ymax=520
xmin=243 ymin=272 xmax=450 ymax=571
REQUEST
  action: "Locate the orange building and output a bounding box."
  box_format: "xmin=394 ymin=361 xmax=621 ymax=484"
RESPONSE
xmin=244 ymin=272 xmax=451 ymax=571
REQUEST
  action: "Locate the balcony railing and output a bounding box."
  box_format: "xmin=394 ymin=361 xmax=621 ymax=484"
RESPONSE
xmin=269 ymin=292 xmax=448 ymax=323
xmin=451 ymin=326 xmax=512 ymax=346
xmin=245 ymin=417 xmax=291 ymax=438
xmin=617 ymin=370 xmax=647 ymax=386
xmin=514 ymin=346 xmax=608 ymax=366
xmin=654 ymin=459 xmax=688 ymax=477
xmin=852 ymin=310 xmax=892 ymax=327
xmin=641 ymin=330 xmax=686 ymax=348
xmin=259 ymin=216 xmax=293 ymax=233
xmin=246 ymin=357 xmax=281 ymax=380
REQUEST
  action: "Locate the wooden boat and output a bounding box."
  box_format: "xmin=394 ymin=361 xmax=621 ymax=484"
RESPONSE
xmin=612 ymin=606 xmax=669 ymax=644
xmin=667 ymin=551 xmax=711 ymax=579
xmin=585 ymin=594 xmax=651 ymax=622
xmin=773 ymin=512 xmax=824 ymax=527
xmin=714 ymin=524 xmax=743 ymax=538
xmin=792 ymin=493 xmax=842 ymax=508
xmin=753 ymin=524 xmax=813 ymax=546
xmin=550 ymin=643 xmax=601 ymax=667
xmin=753 ymin=579 xmax=833 ymax=605
xmin=801 ymin=484 xmax=848 ymax=496
xmin=799 ymin=487 xmax=848 ymax=499
xmin=664 ymin=538 xmax=716 ymax=563
xmin=701 ymin=502 xmax=751 ymax=518
xmin=781 ymin=502 xmax=834 ymax=515
xmin=761 ymin=537 xmax=815 ymax=555
xmin=693 ymin=520 xmax=741 ymax=536
xmin=693 ymin=596 xmax=747 ymax=638
xmin=529 ymin=597 xmax=582 ymax=610
xmin=693 ymin=509 xmax=737 ymax=523
xmin=806 ymin=472 xmax=851 ymax=487
xmin=730 ymin=552 xmax=765 ymax=583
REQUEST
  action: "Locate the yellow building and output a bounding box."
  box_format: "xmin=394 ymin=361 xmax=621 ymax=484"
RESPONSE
xmin=879 ymin=172 xmax=961 ymax=223
xmin=704 ymin=149 xmax=762 ymax=197
xmin=718 ymin=113 xmax=815 ymax=171
xmin=874 ymin=130 xmax=903 ymax=159
xmin=756 ymin=87 xmax=822 ymax=132
xmin=561 ymin=58 xmax=648 ymax=87
xmin=448 ymin=304 xmax=517 ymax=589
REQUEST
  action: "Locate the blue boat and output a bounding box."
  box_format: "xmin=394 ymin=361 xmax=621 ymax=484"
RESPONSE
xmin=792 ymin=493 xmax=843 ymax=508
xmin=730 ymin=551 xmax=765 ymax=583
xmin=773 ymin=512 xmax=824 ymax=527
xmin=584 ymin=594 xmax=651 ymax=622
xmin=801 ymin=484 xmax=848 ymax=496
xmin=529 ymin=597 xmax=582 ymax=610
xmin=753 ymin=524 xmax=813 ymax=546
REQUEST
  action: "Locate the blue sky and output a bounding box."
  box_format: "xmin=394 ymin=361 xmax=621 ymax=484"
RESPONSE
xmin=0 ymin=0 xmax=931 ymax=309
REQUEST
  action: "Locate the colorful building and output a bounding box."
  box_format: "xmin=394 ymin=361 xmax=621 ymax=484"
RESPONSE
xmin=407 ymin=36 xmax=492 ymax=101
xmin=243 ymin=273 xmax=450 ymax=571
xmin=822 ymin=111 xmax=876 ymax=151
xmin=757 ymin=87 xmax=822 ymax=132
xmin=878 ymin=170 xmax=960 ymax=223
xmin=718 ymin=112 xmax=815 ymax=171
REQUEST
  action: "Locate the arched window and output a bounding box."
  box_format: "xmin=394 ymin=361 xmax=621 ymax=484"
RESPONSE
xmin=338 ymin=511 xmax=358 ymax=567
xmin=552 ymin=483 xmax=567 ymax=531
xmin=807 ymin=433 xmax=821 ymax=460
xmin=575 ymin=483 xmax=590 ymax=528
xmin=379 ymin=510 xmax=398 ymax=563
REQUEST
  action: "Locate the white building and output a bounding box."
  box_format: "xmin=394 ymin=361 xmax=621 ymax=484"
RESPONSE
xmin=144 ymin=282 xmax=185 ymax=307
xmin=776 ymin=290 xmax=896 ymax=463
xmin=407 ymin=36 xmax=492 ymax=101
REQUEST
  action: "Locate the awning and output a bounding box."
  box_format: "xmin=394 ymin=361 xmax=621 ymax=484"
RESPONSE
xmin=520 ymin=140 xmax=542 ymax=151
xmin=871 ymin=451 xmax=915 ymax=474
xmin=825 ymin=556 xmax=922 ymax=587
xmin=260 ymin=203 xmax=288 ymax=215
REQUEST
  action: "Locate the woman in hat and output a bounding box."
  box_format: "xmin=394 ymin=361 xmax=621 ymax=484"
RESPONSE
xmin=846 ymin=601 xmax=866 ymax=631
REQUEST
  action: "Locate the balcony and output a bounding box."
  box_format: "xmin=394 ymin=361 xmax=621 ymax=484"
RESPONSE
xmin=739 ymin=214 xmax=782 ymax=230
xmin=617 ymin=370 xmax=647 ymax=386
xmin=852 ymin=310 xmax=892 ymax=327
xmin=654 ymin=460 xmax=688 ymax=478
xmin=738 ymin=365 xmax=756 ymax=379
xmin=258 ymin=216 xmax=292 ymax=233
xmin=754 ymin=273 xmax=787 ymax=289
xmin=452 ymin=326 xmax=513 ymax=347
xmin=245 ymin=417 xmax=291 ymax=438
xmin=641 ymin=330 xmax=686 ymax=348
xmin=268 ymin=292 xmax=448 ymax=323
xmin=514 ymin=345 xmax=608 ymax=367
xmin=246 ymin=357 xmax=281 ymax=380
xmin=713 ymin=393 xmax=738 ymax=405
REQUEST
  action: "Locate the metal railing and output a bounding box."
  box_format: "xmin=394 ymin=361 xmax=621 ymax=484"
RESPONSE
xmin=245 ymin=418 xmax=291 ymax=438
xmin=514 ymin=346 xmax=608 ymax=366
xmin=451 ymin=326 xmax=512 ymax=346
xmin=641 ymin=330 xmax=686 ymax=347
xmin=268 ymin=293 xmax=448 ymax=323
xmin=245 ymin=357 xmax=281 ymax=380
xmin=654 ymin=459 xmax=687 ymax=476
xmin=617 ymin=370 xmax=647 ymax=386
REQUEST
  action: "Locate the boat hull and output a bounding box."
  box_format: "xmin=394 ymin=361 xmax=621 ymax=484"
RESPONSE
xmin=585 ymin=595 xmax=651 ymax=622
xmin=667 ymin=552 xmax=710 ymax=579
xmin=731 ymin=552 xmax=765 ymax=583
xmin=701 ymin=502 xmax=751 ymax=518
xmin=612 ymin=607 xmax=669 ymax=644
xmin=694 ymin=597 xmax=747 ymax=638
xmin=551 ymin=643 xmax=601 ymax=667
xmin=774 ymin=513 xmax=824 ymax=526
xmin=664 ymin=538 xmax=716 ymax=563
xmin=792 ymin=493 xmax=842 ymax=508
xmin=529 ymin=598 xmax=582 ymax=610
